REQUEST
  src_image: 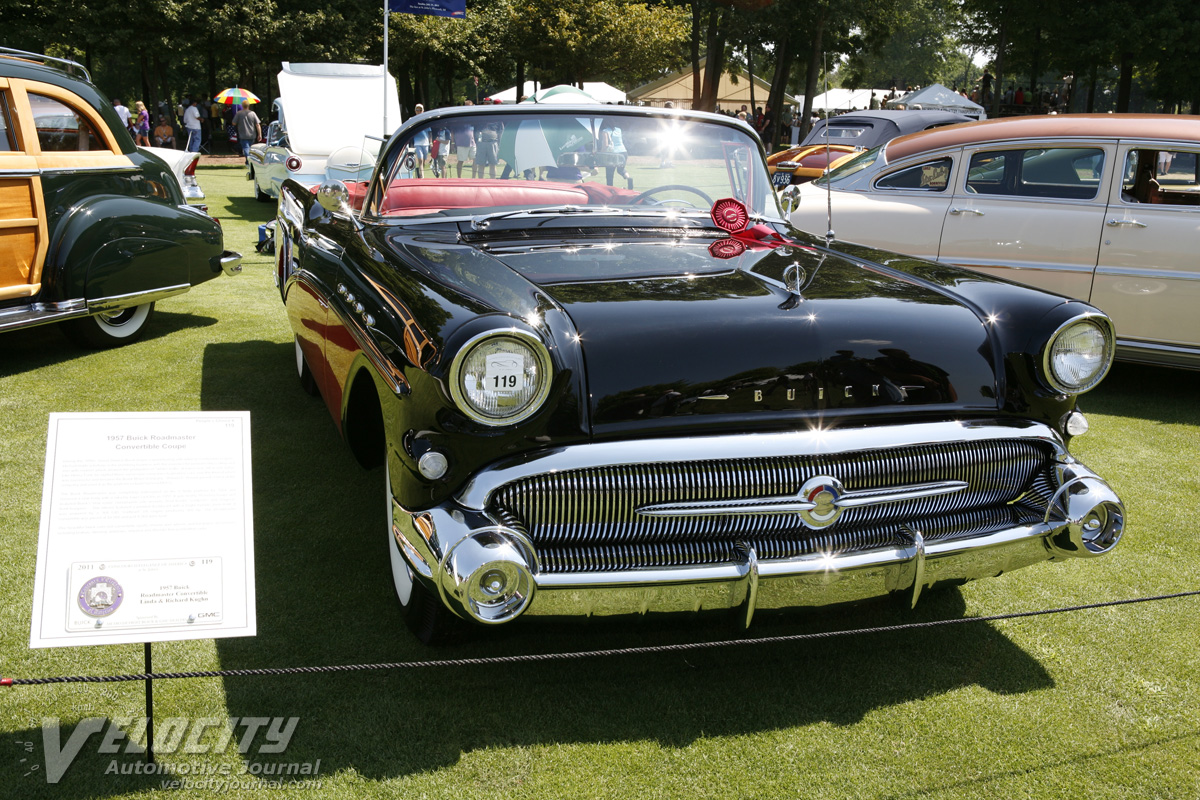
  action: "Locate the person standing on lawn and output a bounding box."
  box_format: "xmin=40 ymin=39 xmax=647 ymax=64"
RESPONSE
xmin=183 ymin=99 xmax=203 ymax=153
xmin=232 ymin=102 xmax=261 ymax=162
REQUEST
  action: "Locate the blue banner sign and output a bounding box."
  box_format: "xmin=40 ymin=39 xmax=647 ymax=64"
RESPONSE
xmin=388 ymin=0 xmax=465 ymax=17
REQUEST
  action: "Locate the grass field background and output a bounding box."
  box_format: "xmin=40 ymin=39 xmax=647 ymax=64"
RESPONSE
xmin=1 ymin=165 xmax=1197 ymax=799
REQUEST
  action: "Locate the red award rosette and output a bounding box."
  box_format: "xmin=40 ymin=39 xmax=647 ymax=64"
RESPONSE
xmin=708 ymin=238 xmax=747 ymax=259
xmin=711 ymin=197 xmax=750 ymax=233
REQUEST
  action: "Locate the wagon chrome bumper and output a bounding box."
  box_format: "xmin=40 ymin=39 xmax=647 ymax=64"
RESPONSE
xmin=389 ymin=421 xmax=1124 ymax=627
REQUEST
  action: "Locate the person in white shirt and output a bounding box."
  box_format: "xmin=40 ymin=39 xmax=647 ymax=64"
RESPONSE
xmin=183 ymin=100 xmax=203 ymax=153
xmin=112 ymin=99 xmax=131 ymax=131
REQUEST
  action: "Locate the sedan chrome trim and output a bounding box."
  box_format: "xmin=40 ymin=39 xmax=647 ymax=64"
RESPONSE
xmin=456 ymin=420 xmax=1065 ymax=511
xmin=87 ymin=284 xmax=191 ymax=314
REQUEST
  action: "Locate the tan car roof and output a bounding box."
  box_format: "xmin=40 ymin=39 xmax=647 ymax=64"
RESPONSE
xmin=885 ymin=114 xmax=1200 ymax=162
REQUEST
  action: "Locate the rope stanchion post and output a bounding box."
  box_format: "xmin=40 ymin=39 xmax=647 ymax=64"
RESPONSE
xmin=1 ymin=590 xmax=1196 ymax=688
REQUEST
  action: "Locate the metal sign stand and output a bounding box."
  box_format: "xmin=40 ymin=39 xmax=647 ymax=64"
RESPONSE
xmin=144 ymin=642 xmax=155 ymax=763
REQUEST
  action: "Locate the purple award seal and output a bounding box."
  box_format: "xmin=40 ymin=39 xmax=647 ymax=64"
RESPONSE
xmin=78 ymin=576 xmax=124 ymax=617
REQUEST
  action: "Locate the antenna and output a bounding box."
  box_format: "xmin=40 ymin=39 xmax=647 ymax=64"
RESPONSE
xmin=823 ymin=52 xmax=834 ymax=245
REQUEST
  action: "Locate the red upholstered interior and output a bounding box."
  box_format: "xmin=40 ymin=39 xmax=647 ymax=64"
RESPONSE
xmin=381 ymin=179 xmax=590 ymax=216
xmin=314 ymin=179 xmax=643 ymax=215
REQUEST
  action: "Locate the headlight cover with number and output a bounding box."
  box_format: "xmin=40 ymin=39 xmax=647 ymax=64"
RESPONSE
xmin=449 ymin=331 xmax=553 ymax=425
xmin=1042 ymin=315 xmax=1115 ymax=395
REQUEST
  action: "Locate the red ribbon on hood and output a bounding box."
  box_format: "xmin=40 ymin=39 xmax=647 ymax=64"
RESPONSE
xmin=708 ymin=197 xmax=807 ymax=259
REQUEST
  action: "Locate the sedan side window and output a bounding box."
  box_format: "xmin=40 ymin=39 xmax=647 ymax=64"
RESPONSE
xmin=28 ymin=93 xmax=104 ymax=152
xmin=874 ymin=157 xmax=952 ymax=191
xmin=966 ymin=147 xmax=1104 ymax=200
xmin=1121 ymin=148 xmax=1200 ymax=205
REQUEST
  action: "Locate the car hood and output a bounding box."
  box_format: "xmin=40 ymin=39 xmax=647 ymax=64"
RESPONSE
xmin=443 ymin=233 xmax=1002 ymax=436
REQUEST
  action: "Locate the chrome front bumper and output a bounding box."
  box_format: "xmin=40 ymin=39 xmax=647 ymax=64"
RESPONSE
xmin=390 ymin=421 xmax=1124 ymax=627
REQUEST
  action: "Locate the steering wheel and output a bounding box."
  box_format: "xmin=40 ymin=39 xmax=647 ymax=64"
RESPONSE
xmin=631 ymin=184 xmax=714 ymax=208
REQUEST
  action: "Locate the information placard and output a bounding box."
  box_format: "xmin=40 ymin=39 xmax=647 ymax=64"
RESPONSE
xmin=29 ymin=412 xmax=256 ymax=648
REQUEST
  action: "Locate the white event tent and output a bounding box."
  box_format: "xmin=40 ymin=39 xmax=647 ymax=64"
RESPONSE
xmin=807 ymin=88 xmax=891 ymax=112
xmin=485 ymin=82 xmax=627 ymax=104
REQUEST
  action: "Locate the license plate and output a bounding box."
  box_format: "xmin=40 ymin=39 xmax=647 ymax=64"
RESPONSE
xmin=772 ymin=170 xmax=793 ymax=189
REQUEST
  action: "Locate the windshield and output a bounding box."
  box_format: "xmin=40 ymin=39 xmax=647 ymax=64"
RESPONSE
xmin=813 ymin=145 xmax=883 ymax=187
xmin=369 ymin=111 xmax=780 ymax=221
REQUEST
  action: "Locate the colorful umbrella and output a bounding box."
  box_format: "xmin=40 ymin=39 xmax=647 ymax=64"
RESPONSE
xmin=519 ymin=85 xmax=599 ymax=105
xmin=214 ymin=87 xmax=261 ymax=105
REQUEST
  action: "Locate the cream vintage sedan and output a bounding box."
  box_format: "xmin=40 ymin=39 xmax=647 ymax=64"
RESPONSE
xmin=789 ymin=115 xmax=1200 ymax=369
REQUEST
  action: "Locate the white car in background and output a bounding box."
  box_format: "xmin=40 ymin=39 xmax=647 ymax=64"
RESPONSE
xmin=143 ymin=146 xmax=204 ymax=201
xmin=789 ymin=114 xmax=1200 ymax=369
xmin=248 ymin=62 xmax=402 ymax=202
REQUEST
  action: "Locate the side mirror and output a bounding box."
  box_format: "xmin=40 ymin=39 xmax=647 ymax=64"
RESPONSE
xmin=779 ymin=184 xmax=801 ymax=214
xmin=316 ymin=180 xmax=350 ymax=214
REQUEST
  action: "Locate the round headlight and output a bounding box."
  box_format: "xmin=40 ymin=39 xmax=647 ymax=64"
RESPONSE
xmin=449 ymin=331 xmax=553 ymax=425
xmin=1043 ymin=316 xmax=1114 ymax=394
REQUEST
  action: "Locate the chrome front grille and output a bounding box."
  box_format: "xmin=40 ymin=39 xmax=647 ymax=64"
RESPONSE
xmin=491 ymin=439 xmax=1057 ymax=573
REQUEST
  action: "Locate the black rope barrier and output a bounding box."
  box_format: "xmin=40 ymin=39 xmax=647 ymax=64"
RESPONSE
xmin=5 ymin=589 xmax=1198 ymax=687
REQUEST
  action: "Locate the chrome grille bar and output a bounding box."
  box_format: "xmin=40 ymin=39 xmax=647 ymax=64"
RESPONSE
xmin=493 ymin=439 xmax=1052 ymax=550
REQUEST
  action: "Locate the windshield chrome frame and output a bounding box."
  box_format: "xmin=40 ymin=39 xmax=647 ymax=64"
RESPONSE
xmin=363 ymin=105 xmax=785 ymax=226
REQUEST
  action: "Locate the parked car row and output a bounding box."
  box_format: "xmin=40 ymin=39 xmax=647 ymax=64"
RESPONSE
xmin=768 ymin=110 xmax=973 ymax=188
xmin=0 ymin=51 xmax=1136 ymax=646
xmin=789 ymin=114 xmax=1200 ymax=369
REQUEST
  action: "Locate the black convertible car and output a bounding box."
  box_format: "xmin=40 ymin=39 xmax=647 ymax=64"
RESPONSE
xmin=275 ymin=104 xmax=1123 ymax=642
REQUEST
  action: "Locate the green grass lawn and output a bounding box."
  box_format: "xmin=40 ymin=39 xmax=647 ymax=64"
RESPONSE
xmin=1 ymin=165 xmax=1198 ymax=799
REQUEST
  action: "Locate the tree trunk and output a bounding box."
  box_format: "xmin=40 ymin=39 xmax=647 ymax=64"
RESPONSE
xmin=515 ymin=60 xmax=525 ymax=104
xmin=698 ymin=7 xmax=728 ymax=111
xmin=1116 ymin=51 xmax=1133 ymax=112
xmin=766 ymin=31 xmax=792 ymax=151
xmin=991 ymin=19 xmax=1006 ymax=118
xmin=690 ymin=1 xmax=701 ymax=107
xmin=748 ymin=47 xmax=756 ymax=117
xmin=799 ymin=16 xmax=825 ymax=141
xmin=1086 ymin=63 xmax=1097 ymax=113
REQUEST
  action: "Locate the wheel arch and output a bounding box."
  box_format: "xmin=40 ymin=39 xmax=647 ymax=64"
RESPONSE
xmin=343 ymin=360 xmax=387 ymax=470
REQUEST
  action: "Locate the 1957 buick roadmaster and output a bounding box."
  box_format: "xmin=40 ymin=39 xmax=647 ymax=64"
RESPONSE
xmin=274 ymin=104 xmax=1124 ymax=642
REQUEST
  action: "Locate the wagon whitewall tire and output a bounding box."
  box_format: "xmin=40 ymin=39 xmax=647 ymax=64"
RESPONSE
xmin=64 ymin=302 xmax=155 ymax=348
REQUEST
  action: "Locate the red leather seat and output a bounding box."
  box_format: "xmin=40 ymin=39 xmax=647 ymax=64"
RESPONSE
xmin=381 ymin=179 xmax=591 ymax=216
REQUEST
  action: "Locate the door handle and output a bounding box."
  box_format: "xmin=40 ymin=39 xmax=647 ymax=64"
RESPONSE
xmin=1106 ymin=218 xmax=1147 ymax=228
xmin=949 ymin=207 xmax=985 ymax=216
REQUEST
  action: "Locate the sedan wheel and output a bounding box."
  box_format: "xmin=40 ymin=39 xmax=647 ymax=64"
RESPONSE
xmin=63 ymin=303 xmax=155 ymax=349
xmin=252 ymin=169 xmax=272 ymax=202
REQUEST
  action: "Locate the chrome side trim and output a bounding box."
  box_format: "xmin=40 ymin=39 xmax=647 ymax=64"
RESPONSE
xmin=323 ymin=280 xmax=409 ymax=396
xmin=1116 ymin=338 xmax=1200 ymax=369
xmin=0 ymin=299 xmax=88 ymax=331
xmin=456 ymin=420 xmax=1065 ymax=511
xmin=87 ymin=284 xmax=190 ymax=314
xmin=0 ymin=169 xmax=38 ymax=178
xmin=39 ymin=166 xmax=138 ymax=176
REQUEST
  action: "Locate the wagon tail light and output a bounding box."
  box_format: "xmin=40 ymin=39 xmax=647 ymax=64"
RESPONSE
xmin=286 ymin=156 xmax=302 ymax=172
xmin=183 ymin=158 xmax=198 ymax=177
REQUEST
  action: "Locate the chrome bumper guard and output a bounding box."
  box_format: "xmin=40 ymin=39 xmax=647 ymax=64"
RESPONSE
xmin=389 ymin=421 xmax=1124 ymax=628
xmin=218 ymin=250 xmax=243 ymax=276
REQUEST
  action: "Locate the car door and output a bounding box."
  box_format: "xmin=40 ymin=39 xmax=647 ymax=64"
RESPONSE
xmin=0 ymin=79 xmax=47 ymax=302
xmin=1092 ymin=143 xmax=1200 ymax=356
xmin=936 ymin=142 xmax=1114 ymax=300
xmin=804 ymin=154 xmax=957 ymax=261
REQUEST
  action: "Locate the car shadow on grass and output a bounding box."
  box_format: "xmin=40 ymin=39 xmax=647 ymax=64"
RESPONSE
xmin=200 ymin=339 xmax=1055 ymax=781
xmin=0 ymin=311 xmax=218 ymax=378
xmin=1086 ymin=362 xmax=1200 ymax=425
